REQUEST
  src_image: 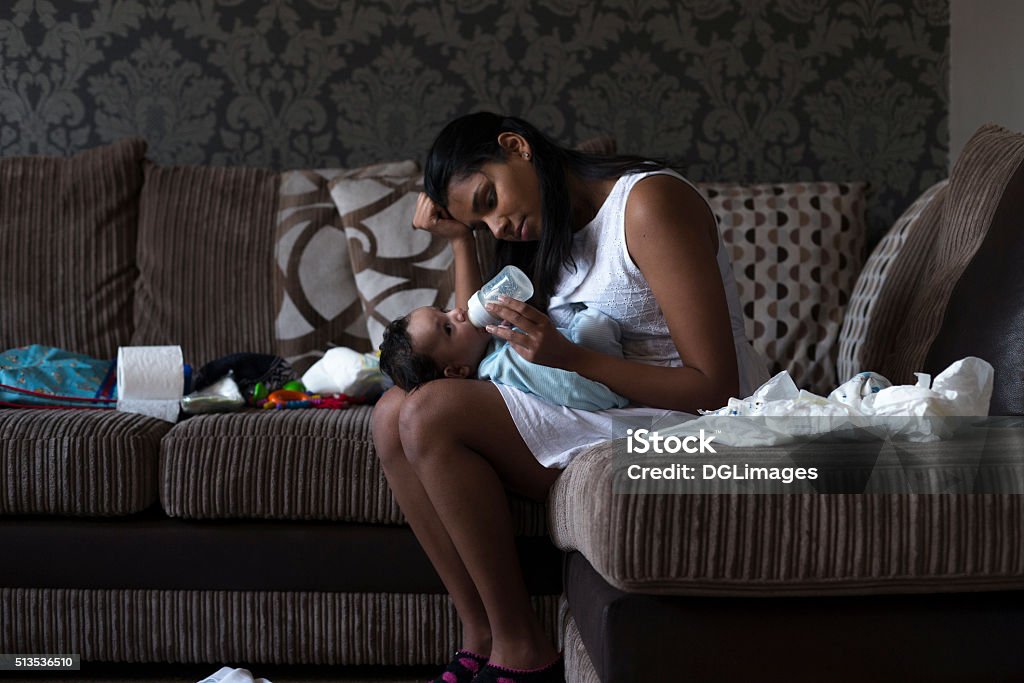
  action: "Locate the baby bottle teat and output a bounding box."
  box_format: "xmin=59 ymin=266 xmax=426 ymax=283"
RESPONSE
xmin=466 ymin=265 xmax=535 ymax=328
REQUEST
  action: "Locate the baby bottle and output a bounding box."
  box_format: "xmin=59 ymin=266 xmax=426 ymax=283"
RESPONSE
xmin=466 ymin=265 xmax=535 ymax=328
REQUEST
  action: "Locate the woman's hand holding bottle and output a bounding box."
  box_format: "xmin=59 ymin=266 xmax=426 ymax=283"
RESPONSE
xmin=484 ymin=297 xmax=576 ymax=370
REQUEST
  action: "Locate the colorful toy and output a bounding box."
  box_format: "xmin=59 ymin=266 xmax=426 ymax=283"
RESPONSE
xmin=251 ymin=381 xmax=269 ymax=402
xmin=259 ymin=389 xmax=364 ymax=410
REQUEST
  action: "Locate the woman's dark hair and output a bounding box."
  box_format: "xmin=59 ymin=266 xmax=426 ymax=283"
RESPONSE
xmin=378 ymin=315 xmax=444 ymax=391
xmin=424 ymin=112 xmax=660 ymax=310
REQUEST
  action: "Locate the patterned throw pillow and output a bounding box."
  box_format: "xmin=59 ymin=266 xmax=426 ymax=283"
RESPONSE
xmin=837 ymin=180 xmax=948 ymax=383
xmin=700 ymin=182 xmax=868 ymax=395
xmin=274 ymin=161 xmax=417 ymax=373
xmin=329 ymin=171 xmax=456 ymax=349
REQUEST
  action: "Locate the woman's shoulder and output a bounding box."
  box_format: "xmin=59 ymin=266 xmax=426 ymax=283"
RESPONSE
xmin=624 ymin=172 xmax=715 ymax=234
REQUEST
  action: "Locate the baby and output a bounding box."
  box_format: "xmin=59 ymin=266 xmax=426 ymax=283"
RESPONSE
xmin=379 ymin=304 xmax=628 ymax=411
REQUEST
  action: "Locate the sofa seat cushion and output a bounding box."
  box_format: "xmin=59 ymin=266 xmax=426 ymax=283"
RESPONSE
xmin=0 ymin=409 xmax=168 ymax=516
xmin=160 ymin=406 xmax=548 ymax=535
xmin=549 ymin=426 xmax=1024 ymax=596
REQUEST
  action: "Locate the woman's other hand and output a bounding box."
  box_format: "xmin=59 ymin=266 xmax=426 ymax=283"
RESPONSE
xmin=484 ymin=297 xmax=575 ymax=368
xmin=412 ymin=192 xmax=472 ymax=242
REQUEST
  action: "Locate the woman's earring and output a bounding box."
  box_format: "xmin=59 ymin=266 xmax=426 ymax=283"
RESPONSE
xmin=523 ymin=152 xmax=530 ymax=160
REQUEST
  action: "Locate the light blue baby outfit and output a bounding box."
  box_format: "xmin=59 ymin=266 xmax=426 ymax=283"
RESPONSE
xmin=477 ymin=306 xmax=628 ymax=411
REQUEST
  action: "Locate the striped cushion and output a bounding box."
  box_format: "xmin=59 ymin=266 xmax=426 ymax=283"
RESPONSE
xmin=132 ymin=164 xmax=280 ymax=366
xmin=0 ymin=138 xmax=146 ymax=359
xmin=159 ymin=406 xmax=548 ymax=535
xmin=868 ymin=124 xmax=1024 ymax=383
xmin=549 ymin=430 xmax=1024 ymax=596
xmin=837 ymin=180 xmax=948 ymax=382
xmin=0 ymin=409 xmax=168 ymax=516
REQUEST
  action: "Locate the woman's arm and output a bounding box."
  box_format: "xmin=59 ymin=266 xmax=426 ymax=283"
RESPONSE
xmin=450 ymin=236 xmax=483 ymax=310
xmin=484 ymin=176 xmax=739 ymax=414
xmin=412 ymin=192 xmax=483 ymax=309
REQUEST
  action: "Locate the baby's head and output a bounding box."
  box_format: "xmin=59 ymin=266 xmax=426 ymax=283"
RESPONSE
xmin=379 ymin=306 xmax=491 ymax=391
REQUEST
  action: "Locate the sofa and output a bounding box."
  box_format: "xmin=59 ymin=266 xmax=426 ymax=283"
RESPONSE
xmin=1 ymin=122 xmax=1022 ymax=682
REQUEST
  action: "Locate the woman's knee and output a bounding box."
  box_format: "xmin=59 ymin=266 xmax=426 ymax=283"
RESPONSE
xmin=371 ymin=386 xmax=408 ymax=467
xmin=397 ymin=381 xmax=461 ymax=464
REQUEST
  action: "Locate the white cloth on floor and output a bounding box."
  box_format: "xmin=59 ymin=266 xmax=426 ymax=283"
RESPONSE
xmin=654 ymin=356 xmax=995 ymax=446
xmin=196 ymin=667 xmax=272 ymax=683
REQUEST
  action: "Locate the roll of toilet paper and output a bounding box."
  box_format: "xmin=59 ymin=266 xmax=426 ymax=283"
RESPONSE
xmin=116 ymin=346 xmax=184 ymax=422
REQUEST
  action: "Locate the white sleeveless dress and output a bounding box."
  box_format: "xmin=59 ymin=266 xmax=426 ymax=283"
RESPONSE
xmin=495 ymin=169 xmax=770 ymax=468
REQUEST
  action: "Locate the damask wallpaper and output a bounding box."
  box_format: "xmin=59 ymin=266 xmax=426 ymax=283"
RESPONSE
xmin=0 ymin=0 xmax=948 ymax=239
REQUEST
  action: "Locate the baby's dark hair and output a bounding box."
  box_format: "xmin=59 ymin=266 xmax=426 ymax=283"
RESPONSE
xmin=379 ymin=314 xmax=445 ymax=391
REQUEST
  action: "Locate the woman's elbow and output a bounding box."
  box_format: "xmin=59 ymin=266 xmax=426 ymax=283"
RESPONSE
xmin=711 ymin=365 xmax=741 ymax=407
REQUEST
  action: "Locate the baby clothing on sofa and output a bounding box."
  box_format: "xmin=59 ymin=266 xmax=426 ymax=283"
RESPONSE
xmin=0 ymin=345 xmax=116 ymax=407
xmin=478 ymin=306 xmax=628 ymax=411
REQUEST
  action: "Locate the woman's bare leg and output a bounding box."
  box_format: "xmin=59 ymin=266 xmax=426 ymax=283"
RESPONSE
xmin=399 ymin=379 xmax=562 ymax=669
xmin=371 ymin=386 xmax=492 ymax=654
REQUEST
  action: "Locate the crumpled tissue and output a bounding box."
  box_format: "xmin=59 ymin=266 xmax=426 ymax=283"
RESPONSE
xmin=655 ymin=357 xmax=994 ymax=446
xmin=301 ymin=347 xmax=393 ymax=399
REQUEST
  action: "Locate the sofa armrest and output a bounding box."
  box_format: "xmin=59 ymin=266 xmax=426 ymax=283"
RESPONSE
xmin=549 ymin=429 xmax=1024 ymax=597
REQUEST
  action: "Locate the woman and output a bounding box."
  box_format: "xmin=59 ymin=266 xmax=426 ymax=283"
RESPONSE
xmin=371 ymin=113 xmax=767 ymax=683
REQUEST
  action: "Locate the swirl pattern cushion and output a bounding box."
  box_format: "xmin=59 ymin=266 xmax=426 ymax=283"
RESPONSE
xmin=273 ymin=162 xmax=419 ymax=373
xmin=699 ymin=181 xmax=867 ymax=395
xmin=837 ymin=180 xmax=949 ymax=383
xmin=329 ymin=171 xmax=456 ymax=350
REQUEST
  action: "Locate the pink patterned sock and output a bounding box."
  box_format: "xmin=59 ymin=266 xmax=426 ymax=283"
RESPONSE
xmin=434 ymin=649 xmax=488 ymax=683
xmin=470 ymin=653 xmax=564 ymax=683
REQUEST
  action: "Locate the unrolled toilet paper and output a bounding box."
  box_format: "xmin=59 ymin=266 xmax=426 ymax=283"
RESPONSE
xmin=116 ymin=346 xmax=184 ymax=422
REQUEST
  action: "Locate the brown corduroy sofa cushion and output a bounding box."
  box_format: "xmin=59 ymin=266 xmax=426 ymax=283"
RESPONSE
xmin=0 ymin=138 xmax=146 ymax=359
xmin=132 ymin=163 xmax=280 ymax=366
xmin=924 ymin=153 xmax=1024 ymax=415
xmin=864 ymin=124 xmax=1024 ymax=383
xmin=0 ymin=408 xmax=169 ymax=516
xmin=158 ymin=406 xmax=549 ymax=535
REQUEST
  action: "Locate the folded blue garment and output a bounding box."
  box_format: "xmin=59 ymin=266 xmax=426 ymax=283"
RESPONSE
xmin=0 ymin=344 xmax=116 ymax=407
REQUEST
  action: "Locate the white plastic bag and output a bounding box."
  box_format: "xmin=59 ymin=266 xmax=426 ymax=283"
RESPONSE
xmin=658 ymin=357 xmax=994 ymax=446
xmin=301 ymin=348 xmax=393 ymax=399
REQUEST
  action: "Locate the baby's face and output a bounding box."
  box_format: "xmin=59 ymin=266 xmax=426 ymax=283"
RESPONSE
xmin=406 ymin=306 xmax=491 ymax=373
